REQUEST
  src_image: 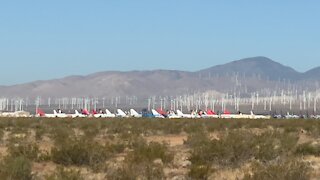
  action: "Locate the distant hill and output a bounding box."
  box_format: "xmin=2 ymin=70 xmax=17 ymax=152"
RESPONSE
xmin=198 ymin=56 xmax=300 ymax=81
xmin=0 ymin=56 xmax=320 ymax=98
xmin=303 ymin=67 xmax=320 ymax=79
xmin=0 ymin=70 xmax=199 ymax=98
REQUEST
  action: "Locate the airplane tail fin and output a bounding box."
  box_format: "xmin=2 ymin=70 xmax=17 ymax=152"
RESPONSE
xmin=82 ymin=109 xmax=90 ymax=115
xmin=53 ymin=110 xmax=58 ymax=114
xmin=152 ymin=109 xmax=160 ymax=115
xmin=207 ymin=109 xmax=216 ymax=115
xmin=36 ymin=108 xmax=45 ymax=116
xmin=92 ymin=110 xmax=97 ymax=115
xmin=156 ymin=108 xmax=167 ymax=116
xmin=117 ymin=109 xmax=126 ymax=116
xmin=75 ymin=110 xmax=80 ymax=115
xmin=130 ymin=109 xmax=139 ymax=116
xmin=176 ymin=110 xmax=184 ymax=116
xmin=105 ymin=109 xmax=112 ymax=115
xmin=224 ymin=110 xmax=231 ymax=115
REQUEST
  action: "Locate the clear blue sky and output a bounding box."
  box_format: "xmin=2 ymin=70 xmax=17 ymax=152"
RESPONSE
xmin=0 ymin=0 xmax=320 ymax=85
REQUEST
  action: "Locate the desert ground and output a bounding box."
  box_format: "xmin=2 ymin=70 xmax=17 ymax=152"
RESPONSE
xmin=0 ymin=117 xmax=319 ymax=179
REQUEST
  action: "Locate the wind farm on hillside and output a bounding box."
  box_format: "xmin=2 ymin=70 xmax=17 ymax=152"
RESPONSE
xmin=1 ymin=57 xmax=320 ymax=118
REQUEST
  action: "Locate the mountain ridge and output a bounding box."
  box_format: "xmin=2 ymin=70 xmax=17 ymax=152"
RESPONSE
xmin=0 ymin=57 xmax=319 ymax=98
xmin=198 ymin=56 xmax=301 ymax=81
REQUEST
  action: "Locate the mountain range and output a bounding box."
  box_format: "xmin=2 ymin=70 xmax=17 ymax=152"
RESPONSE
xmin=0 ymin=56 xmax=319 ymax=98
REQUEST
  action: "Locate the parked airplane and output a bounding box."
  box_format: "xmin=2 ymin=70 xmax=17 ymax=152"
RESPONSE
xmin=285 ymin=112 xmax=300 ymax=119
xmin=220 ymin=110 xmax=251 ymax=119
xmin=130 ymin=109 xmax=142 ymax=118
xmin=105 ymin=109 xmax=116 ymax=118
xmin=53 ymin=109 xmax=68 ymax=118
xmin=36 ymin=109 xmax=68 ymax=118
xmin=70 ymin=110 xmax=87 ymax=118
xmin=92 ymin=109 xmax=116 ymax=118
xmin=250 ymin=111 xmax=271 ymax=119
xmin=81 ymin=109 xmax=90 ymax=116
xmin=200 ymin=109 xmax=219 ymax=118
xmin=93 ymin=110 xmax=105 ymax=118
xmin=156 ymin=109 xmax=168 ymax=118
xmin=117 ymin=109 xmax=128 ymax=118
xmin=176 ymin=110 xmax=192 ymax=118
xmin=310 ymin=114 xmax=320 ymax=119
xmin=36 ymin=109 xmax=50 ymax=117
xmin=273 ymin=114 xmax=283 ymax=119
xmin=151 ymin=109 xmax=165 ymax=118
xmin=167 ymin=110 xmax=181 ymax=119
xmin=176 ymin=110 xmax=200 ymax=118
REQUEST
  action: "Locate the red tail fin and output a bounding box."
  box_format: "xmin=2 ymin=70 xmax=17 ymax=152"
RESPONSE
xmin=82 ymin=109 xmax=90 ymax=115
xmin=207 ymin=109 xmax=216 ymax=115
xmin=36 ymin=108 xmax=45 ymax=116
xmin=224 ymin=110 xmax=231 ymax=115
xmin=156 ymin=108 xmax=167 ymax=115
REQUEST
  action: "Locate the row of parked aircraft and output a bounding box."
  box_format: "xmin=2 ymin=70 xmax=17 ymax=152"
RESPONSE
xmin=153 ymin=109 xmax=271 ymax=119
xmin=273 ymin=112 xmax=320 ymax=119
xmin=35 ymin=108 xmax=272 ymax=119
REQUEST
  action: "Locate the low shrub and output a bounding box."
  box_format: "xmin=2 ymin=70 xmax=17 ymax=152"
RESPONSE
xmin=189 ymin=130 xmax=256 ymax=168
xmin=106 ymin=142 xmax=126 ymax=154
xmin=188 ymin=164 xmax=211 ymax=180
xmin=7 ymin=141 xmax=39 ymax=161
xmin=34 ymin=125 xmax=47 ymax=141
xmin=183 ymin=121 xmax=205 ymax=134
xmin=51 ymin=138 xmax=108 ymax=171
xmin=0 ymin=156 xmax=33 ymax=180
xmin=78 ymin=120 xmax=101 ymax=139
xmin=0 ymin=129 xmax=4 ymax=142
xmin=107 ymin=163 xmax=164 ymax=180
xmin=244 ymin=159 xmax=310 ymax=180
xmin=184 ymin=131 xmax=211 ymax=148
xmin=46 ymin=166 xmax=84 ymax=180
xmin=296 ymin=142 xmax=320 ymax=156
xmin=127 ymin=141 xmax=173 ymax=164
xmin=189 ymin=130 xmax=299 ymax=173
xmin=253 ymin=131 xmax=298 ymax=162
xmin=50 ymin=126 xmax=75 ymax=145
xmin=110 ymin=138 xmax=172 ymax=179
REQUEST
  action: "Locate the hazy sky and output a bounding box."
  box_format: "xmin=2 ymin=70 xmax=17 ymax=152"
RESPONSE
xmin=0 ymin=1 xmax=320 ymax=85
